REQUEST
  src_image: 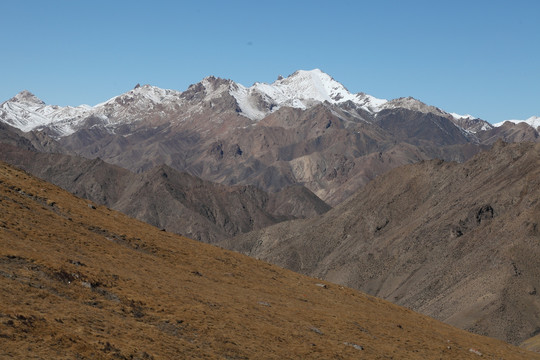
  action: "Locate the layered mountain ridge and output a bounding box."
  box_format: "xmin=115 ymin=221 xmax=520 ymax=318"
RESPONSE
xmin=495 ymin=116 xmax=540 ymax=131
xmin=1 ymin=69 xmax=495 ymax=137
xmin=4 ymin=69 xmax=538 ymax=154
xmin=0 ymin=140 xmax=329 ymax=243
xmin=2 ymin=69 xmax=513 ymax=206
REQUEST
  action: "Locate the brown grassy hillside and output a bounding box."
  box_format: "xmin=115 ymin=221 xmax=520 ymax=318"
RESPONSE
xmin=0 ymin=161 xmax=536 ymax=359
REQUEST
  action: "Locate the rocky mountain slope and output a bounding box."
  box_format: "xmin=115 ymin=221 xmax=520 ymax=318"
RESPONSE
xmin=1 ymin=70 xmax=482 ymax=134
xmin=1 ymin=69 xmax=510 ymax=206
xmin=0 ymin=142 xmax=328 ymax=243
xmin=0 ymin=160 xmax=537 ymax=359
xmin=223 ymin=140 xmax=540 ymax=345
xmin=0 ymin=121 xmax=63 ymax=153
xmin=495 ymin=116 xmax=540 ymax=131
xmin=478 ymin=120 xmax=539 ymax=144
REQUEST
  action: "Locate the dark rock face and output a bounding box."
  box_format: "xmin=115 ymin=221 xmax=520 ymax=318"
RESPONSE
xmin=223 ymin=141 xmax=540 ymax=345
xmin=374 ymin=108 xmax=470 ymax=146
xmin=0 ymin=122 xmax=37 ymax=151
xmin=0 ymin=122 xmax=63 ymax=153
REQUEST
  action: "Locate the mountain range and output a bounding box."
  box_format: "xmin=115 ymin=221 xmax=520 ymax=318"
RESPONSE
xmin=0 ymin=69 xmax=485 ymax=135
xmin=2 ymin=69 xmax=540 ymax=354
xmin=4 ymin=69 xmax=538 ymax=207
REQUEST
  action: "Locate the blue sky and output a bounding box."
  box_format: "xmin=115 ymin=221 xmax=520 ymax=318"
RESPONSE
xmin=1 ymin=0 xmax=538 ymax=123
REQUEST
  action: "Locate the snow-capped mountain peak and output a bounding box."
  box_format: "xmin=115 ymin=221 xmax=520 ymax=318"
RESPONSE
xmin=97 ymin=84 xmax=183 ymax=109
xmin=450 ymin=113 xmax=476 ymax=121
xmin=272 ymin=69 xmax=353 ymax=103
xmin=229 ymin=69 xmax=388 ymax=120
xmin=199 ymin=76 xmax=235 ymax=101
xmin=10 ymin=90 xmax=45 ymax=106
xmin=0 ymin=70 xmax=502 ymax=137
xmin=1 ymin=91 xmax=60 ymax=132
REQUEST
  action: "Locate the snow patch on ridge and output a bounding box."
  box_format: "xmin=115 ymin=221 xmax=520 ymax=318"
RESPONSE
xmin=0 ymin=85 xmax=185 ymax=136
xmin=450 ymin=113 xmax=475 ymax=121
xmin=493 ymin=116 xmax=540 ymax=129
xmin=379 ymin=97 xmax=447 ymax=116
xmin=229 ymin=84 xmax=272 ymax=120
xmin=230 ymin=69 xmax=388 ymax=120
xmin=97 ymin=84 xmax=182 ymax=108
xmin=0 ymin=71 xmax=512 ymax=137
xmin=0 ymin=91 xmax=93 ymax=134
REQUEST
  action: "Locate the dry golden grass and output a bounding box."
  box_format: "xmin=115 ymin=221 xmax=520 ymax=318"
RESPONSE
xmin=0 ymin=161 xmax=537 ymax=359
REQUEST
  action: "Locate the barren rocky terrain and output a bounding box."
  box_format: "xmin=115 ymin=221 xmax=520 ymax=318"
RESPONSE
xmin=0 ymin=160 xmax=538 ymax=359
xmin=0 ymin=142 xmax=329 ymax=243
xmin=224 ymin=140 xmax=540 ymax=346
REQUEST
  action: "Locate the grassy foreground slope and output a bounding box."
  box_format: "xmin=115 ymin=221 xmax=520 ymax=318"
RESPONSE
xmin=0 ymin=161 xmax=536 ymax=359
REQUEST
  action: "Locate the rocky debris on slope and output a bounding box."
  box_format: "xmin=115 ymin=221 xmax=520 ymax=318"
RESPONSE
xmin=521 ymin=332 xmax=540 ymax=353
xmin=223 ymin=140 xmax=540 ymax=345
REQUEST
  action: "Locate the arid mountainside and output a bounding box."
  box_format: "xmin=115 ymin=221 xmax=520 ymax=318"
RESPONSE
xmin=223 ymin=140 xmax=540 ymax=345
xmin=1 ymin=70 xmax=510 ymax=206
xmin=0 ymin=143 xmax=329 ymax=243
xmin=54 ymin=99 xmax=489 ymax=206
xmin=478 ymin=121 xmax=540 ymax=144
xmin=0 ymin=161 xmax=537 ymax=359
xmin=0 ymin=121 xmax=63 ymax=153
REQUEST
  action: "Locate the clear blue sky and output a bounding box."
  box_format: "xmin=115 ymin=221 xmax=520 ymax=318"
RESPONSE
xmin=1 ymin=0 xmax=538 ymax=123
